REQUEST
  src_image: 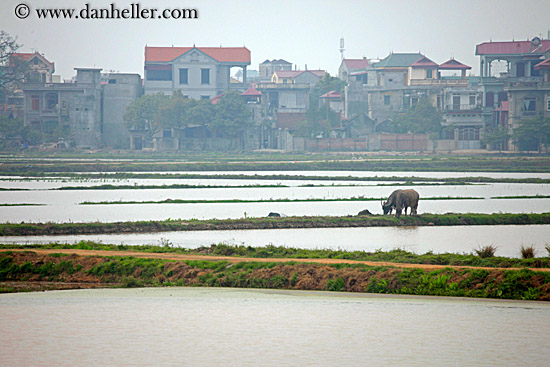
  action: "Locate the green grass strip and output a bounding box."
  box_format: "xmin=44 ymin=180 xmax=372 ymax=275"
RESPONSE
xmin=1 ymin=213 xmax=549 ymax=236
xmin=79 ymin=196 xmax=483 ymax=205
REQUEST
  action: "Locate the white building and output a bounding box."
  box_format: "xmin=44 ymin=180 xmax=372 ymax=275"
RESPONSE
xmin=144 ymin=46 xmax=251 ymax=99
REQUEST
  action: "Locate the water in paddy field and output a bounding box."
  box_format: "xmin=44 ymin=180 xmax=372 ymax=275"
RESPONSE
xmin=1 ymin=170 xmax=550 ymax=256
xmin=1 ymin=171 xmax=550 ymax=223
xmin=1 ymin=287 xmax=549 ymax=366
xmin=3 ymin=225 xmax=550 ymax=258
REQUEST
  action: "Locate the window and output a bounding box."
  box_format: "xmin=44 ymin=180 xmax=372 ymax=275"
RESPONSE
xmin=179 ymin=68 xmax=188 ymax=85
xmin=45 ymin=93 xmax=58 ymax=110
xmin=546 ymin=98 xmax=550 ymax=112
xmin=200 ymin=95 xmax=210 ymax=100
xmin=201 ymin=68 xmax=210 ymax=85
xmin=426 ymin=69 xmax=433 ymax=79
xmin=524 ymin=98 xmax=536 ymax=113
xmin=163 ymin=129 xmax=172 ymax=138
xmin=486 ymin=92 xmax=494 ymax=107
xmin=453 ymin=95 xmax=461 ymax=110
xmin=388 ymin=78 xmax=393 ymax=83
xmin=108 ymin=79 xmax=117 ymax=84
xmin=31 ymin=95 xmax=40 ymax=110
xmin=469 ymin=95 xmax=476 ymax=107
xmin=516 ymin=62 xmax=525 ymax=77
xmin=384 ymin=95 xmax=391 ymax=105
xmin=411 ymin=97 xmax=418 ymax=106
xmin=146 ymin=69 xmax=172 ymax=81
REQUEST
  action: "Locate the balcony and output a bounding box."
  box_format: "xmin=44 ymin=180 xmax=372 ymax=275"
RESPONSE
xmin=445 ymin=104 xmax=482 ymax=112
xmin=255 ymin=82 xmax=311 ymax=90
xmin=409 ymin=78 xmax=468 ymax=87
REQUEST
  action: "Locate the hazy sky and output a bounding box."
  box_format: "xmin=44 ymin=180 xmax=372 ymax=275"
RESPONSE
xmin=3 ymin=0 xmax=550 ymax=79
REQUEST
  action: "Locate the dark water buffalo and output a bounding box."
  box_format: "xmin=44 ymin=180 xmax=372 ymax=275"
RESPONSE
xmin=382 ymin=189 xmax=419 ymax=217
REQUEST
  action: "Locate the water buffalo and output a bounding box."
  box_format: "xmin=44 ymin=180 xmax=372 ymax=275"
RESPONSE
xmin=382 ymin=189 xmax=419 ymax=218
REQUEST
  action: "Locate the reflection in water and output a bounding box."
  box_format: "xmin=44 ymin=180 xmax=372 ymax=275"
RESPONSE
xmin=1 ymin=287 xmax=549 ymax=366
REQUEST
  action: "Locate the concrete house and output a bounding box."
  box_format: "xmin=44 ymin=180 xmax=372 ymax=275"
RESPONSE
xmin=476 ymin=37 xmax=550 ymax=150
xmin=22 ymin=68 xmax=142 ymax=149
xmin=144 ymin=46 xmax=251 ymax=98
xmin=259 ymin=59 xmax=292 ymax=81
xmin=338 ymin=58 xmax=369 ymax=81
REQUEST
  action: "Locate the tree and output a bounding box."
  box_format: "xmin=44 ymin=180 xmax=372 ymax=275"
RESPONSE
xmin=303 ymin=74 xmax=346 ymax=137
xmin=123 ymin=93 xmax=170 ymax=134
xmin=0 ymin=30 xmax=27 ymax=91
xmin=512 ymin=117 xmax=550 ymax=152
xmin=392 ymin=97 xmax=442 ymax=134
xmin=156 ymin=91 xmax=191 ymax=129
xmin=211 ymin=91 xmax=251 ymax=148
xmin=483 ymin=126 xmax=511 ymax=152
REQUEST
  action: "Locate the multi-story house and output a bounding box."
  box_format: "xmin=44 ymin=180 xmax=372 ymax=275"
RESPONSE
xmin=476 ymin=36 xmax=550 ymax=150
xmin=342 ymin=52 xmax=483 ymax=149
xmin=22 ymin=68 xmax=142 ymax=149
xmin=144 ymin=46 xmax=251 ymax=98
xmin=259 ymin=59 xmax=292 ymax=81
xmin=338 ymin=58 xmax=369 ymax=81
xmin=2 ymin=52 xmax=56 ymax=117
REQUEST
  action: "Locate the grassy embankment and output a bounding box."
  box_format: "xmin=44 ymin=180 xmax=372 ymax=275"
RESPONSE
xmin=1 ymin=213 xmax=550 ymax=236
xmin=2 ymin=155 xmax=550 ymax=174
xmin=1 ymin=244 xmax=549 ymax=301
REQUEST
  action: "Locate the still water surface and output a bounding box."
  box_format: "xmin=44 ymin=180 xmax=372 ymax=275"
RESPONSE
xmin=3 ymin=225 xmax=549 ymax=258
xmin=1 ymin=287 xmax=549 ymax=366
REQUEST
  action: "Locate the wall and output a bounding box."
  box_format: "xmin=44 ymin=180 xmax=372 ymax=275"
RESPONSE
xmin=367 ymin=133 xmax=428 ymax=151
xmin=102 ymin=74 xmax=143 ymax=148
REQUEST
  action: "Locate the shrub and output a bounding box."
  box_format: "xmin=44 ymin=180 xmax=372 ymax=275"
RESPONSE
xmin=545 ymin=244 xmax=550 ymax=257
xmin=326 ymin=277 xmax=346 ymax=292
xmin=474 ymin=245 xmax=498 ymax=258
xmin=520 ymin=245 xmax=536 ymax=259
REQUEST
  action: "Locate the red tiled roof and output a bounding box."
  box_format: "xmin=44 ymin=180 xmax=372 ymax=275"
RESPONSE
xmin=241 ymin=87 xmax=262 ymax=96
xmin=343 ymin=58 xmax=369 ymax=69
xmin=410 ymin=56 xmax=438 ymax=68
xmin=534 ymin=58 xmax=550 ymax=70
xmin=145 ymin=46 xmax=251 ymax=63
xmin=320 ymin=91 xmax=341 ymax=98
xmin=438 ymin=58 xmax=471 ymax=70
xmin=211 ymin=93 xmax=224 ymax=104
xmin=9 ymin=52 xmax=54 ymax=67
xmin=476 ymin=40 xmax=550 ymax=55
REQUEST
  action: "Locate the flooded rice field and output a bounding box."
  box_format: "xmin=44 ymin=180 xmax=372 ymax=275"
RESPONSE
xmin=3 ymin=225 xmax=549 ymax=258
xmin=1 ymin=171 xmax=549 ymax=255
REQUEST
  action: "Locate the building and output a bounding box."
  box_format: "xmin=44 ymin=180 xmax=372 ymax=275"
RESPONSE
xmin=338 ymin=58 xmax=369 ymax=80
xmin=476 ymin=36 xmax=550 ymax=150
xmin=2 ymin=52 xmax=56 ymax=117
xmin=102 ymin=73 xmax=143 ymax=148
xmin=22 ymin=68 xmax=142 ymax=149
xmin=144 ymin=46 xmax=251 ymax=98
xmin=259 ymin=59 xmax=292 ymax=81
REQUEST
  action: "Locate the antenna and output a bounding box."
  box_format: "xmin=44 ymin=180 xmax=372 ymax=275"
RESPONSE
xmin=340 ymin=37 xmax=345 ymax=60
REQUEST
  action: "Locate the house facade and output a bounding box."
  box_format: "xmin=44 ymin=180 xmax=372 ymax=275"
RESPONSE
xmin=22 ymin=68 xmax=142 ymax=149
xmin=259 ymin=59 xmax=292 ymax=81
xmin=144 ymin=46 xmax=251 ymax=99
xmin=476 ymin=37 xmax=550 ymax=150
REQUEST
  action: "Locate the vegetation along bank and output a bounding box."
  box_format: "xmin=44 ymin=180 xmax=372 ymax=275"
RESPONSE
xmin=1 ymin=244 xmax=549 ymax=301
xmin=1 ymin=213 xmax=549 ymax=236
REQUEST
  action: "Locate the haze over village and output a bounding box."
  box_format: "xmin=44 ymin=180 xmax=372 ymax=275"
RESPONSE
xmin=1 ymin=0 xmax=550 ymax=153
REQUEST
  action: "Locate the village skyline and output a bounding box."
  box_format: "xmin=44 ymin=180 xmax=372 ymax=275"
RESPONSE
xmin=3 ymin=0 xmax=550 ymax=79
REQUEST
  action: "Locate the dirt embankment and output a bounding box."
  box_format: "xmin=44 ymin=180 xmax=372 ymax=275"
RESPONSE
xmin=2 ymin=249 xmax=550 ymax=301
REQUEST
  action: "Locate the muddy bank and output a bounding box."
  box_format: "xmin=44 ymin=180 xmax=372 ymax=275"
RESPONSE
xmin=1 ymin=250 xmax=549 ymax=301
xmin=1 ymin=213 xmax=550 ymax=236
